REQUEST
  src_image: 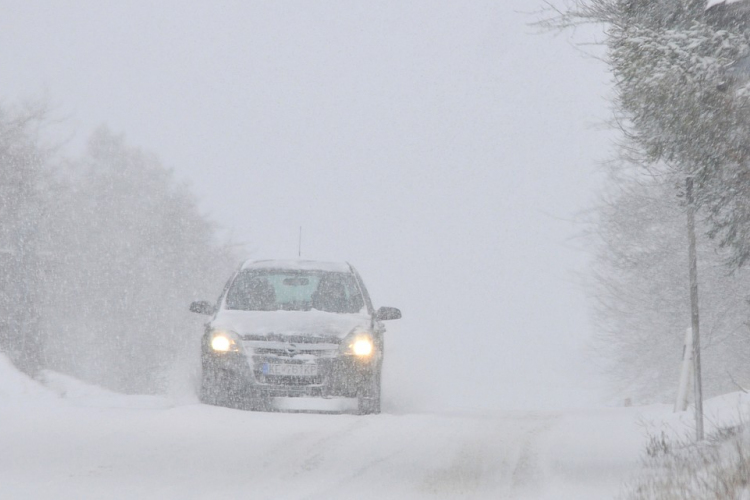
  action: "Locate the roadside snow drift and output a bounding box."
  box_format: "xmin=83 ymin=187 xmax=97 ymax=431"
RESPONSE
xmin=0 ymin=354 xmax=53 ymax=399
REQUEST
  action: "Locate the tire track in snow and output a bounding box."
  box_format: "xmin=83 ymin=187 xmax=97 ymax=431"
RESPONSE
xmin=508 ymin=414 xmax=559 ymax=499
xmin=411 ymin=412 xmax=559 ymax=499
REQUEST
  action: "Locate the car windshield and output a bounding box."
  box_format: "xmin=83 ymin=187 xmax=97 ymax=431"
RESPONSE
xmin=224 ymin=269 xmax=365 ymax=314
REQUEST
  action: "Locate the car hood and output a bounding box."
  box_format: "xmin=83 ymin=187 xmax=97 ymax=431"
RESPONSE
xmin=210 ymin=309 xmax=372 ymax=340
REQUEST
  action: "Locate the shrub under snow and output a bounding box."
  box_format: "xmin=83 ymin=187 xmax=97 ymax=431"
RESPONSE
xmin=623 ymin=423 xmax=750 ymax=499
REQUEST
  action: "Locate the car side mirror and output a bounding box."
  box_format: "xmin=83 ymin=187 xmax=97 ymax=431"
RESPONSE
xmin=375 ymin=306 xmax=401 ymax=321
xmin=189 ymin=300 xmax=216 ymax=316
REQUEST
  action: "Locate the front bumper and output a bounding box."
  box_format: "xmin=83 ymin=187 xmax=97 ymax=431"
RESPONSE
xmin=201 ymin=339 xmax=379 ymax=399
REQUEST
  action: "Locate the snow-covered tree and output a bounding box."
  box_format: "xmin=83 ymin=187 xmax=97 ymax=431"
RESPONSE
xmin=0 ymin=104 xmax=50 ymax=374
xmin=41 ymin=127 xmax=236 ymax=393
xmin=551 ymin=0 xmax=750 ymax=265
xmin=546 ymin=0 xmax=750 ymax=401
xmin=0 ymin=98 xmax=237 ymax=392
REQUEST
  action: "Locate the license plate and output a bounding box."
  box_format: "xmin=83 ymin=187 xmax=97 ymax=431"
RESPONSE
xmin=261 ymin=363 xmax=318 ymax=377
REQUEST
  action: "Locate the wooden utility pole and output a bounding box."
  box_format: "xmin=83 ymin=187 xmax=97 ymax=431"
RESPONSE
xmin=686 ymin=176 xmax=704 ymax=441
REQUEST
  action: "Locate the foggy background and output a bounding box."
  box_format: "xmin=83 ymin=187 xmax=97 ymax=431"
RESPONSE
xmin=0 ymin=1 xmax=612 ymax=411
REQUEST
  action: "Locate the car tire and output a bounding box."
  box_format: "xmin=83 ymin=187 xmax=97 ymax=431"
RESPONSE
xmin=201 ymin=367 xmax=269 ymax=411
xmin=357 ymin=371 xmax=381 ymax=415
xmin=245 ymin=392 xmax=272 ymax=412
xmin=199 ymin=368 xmax=218 ymax=405
xmin=357 ymin=395 xmax=380 ymax=415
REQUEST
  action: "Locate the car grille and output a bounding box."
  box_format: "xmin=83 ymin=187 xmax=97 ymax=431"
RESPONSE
xmin=242 ymin=335 xmax=341 ymax=358
xmin=242 ymin=334 xmax=342 ymax=344
xmin=241 ymin=334 xmax=341 ymax=386
xmin=253 ymin=347 xmax=333 ymax=358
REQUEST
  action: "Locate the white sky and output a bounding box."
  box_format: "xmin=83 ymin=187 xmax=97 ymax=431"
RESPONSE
xmin=1 ymin=0 xmax=614 ymax=411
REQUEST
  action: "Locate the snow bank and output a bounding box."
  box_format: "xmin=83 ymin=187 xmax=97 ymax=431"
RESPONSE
xmin=40 ymin=370 xmax=172 ymax=409
xmin=620 ymin=392 xmax=750 ymax=499
xmin=0 ymin=353 xmax=53 ymax=399
xmin=536 ymin=392 xmax=750 ymax=499
xmin=0 ymin=353 xmax=171 ymax=410
xmin=639 ymin=391 xmax=750 ymax=441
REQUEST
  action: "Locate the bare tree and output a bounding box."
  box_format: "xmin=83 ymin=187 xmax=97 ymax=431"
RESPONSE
xmin=590 ymin=169 xmax=750 ymax=402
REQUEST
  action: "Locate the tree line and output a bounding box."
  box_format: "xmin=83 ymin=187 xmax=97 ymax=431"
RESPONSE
xmin=546 ymin=0 xmax=750 ymax=402
xmin=0 ymin=103 xmax=236 ymax=393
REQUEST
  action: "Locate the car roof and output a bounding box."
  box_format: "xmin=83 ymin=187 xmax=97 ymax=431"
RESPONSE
xmin=240 ymin=259 xmax=353 ymax=273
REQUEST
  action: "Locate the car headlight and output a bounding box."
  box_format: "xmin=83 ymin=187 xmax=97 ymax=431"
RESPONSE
xmin=209 ymin=329 xmax=241 ymax=353
xmin=341 ymin=331 xmax=374 ymax=357
xmin=352 ymin=338 xmax=373 ymax=356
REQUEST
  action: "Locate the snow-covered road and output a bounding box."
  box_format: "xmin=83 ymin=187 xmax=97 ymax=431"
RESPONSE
xmin=3 ymin=406 xmax=555 ymax=499
xmin=0 ymin=359 xmax=651 ymax=500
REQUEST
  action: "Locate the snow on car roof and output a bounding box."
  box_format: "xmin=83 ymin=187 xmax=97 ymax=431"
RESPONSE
xmin=240 ymin=259 xmax=352 ymax=273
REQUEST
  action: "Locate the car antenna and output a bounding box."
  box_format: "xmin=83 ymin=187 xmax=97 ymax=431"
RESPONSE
xmin=298 ymin=226 xmax=302 ymax=258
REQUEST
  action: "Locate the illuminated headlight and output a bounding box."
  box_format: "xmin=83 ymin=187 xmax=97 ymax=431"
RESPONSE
xmin=352 ymin=338 xmax=373 ymax=356
xmin=209 ymin=330 xmax=241 ymax=352
xmin=342 ymin=330 xmax=375 ymax=357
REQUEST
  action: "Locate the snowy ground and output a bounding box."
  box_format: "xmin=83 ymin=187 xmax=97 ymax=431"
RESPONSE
xmin=2 ymin=355 xmax=747 ymax=500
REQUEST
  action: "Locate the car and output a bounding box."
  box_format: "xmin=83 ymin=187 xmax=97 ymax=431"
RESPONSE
xmin=189 ymin=259 xmax=401 ymax=414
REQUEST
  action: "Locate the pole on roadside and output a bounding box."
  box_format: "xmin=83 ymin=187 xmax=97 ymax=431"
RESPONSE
xmin=686 ymin=176 xmax=704 ymax=441
xmin=674 ymin=326 xmax=693 ymax=413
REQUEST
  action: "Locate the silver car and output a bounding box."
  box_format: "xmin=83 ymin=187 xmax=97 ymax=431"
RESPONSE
xmin=189 ymin=260 xmax=401 ymax=414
